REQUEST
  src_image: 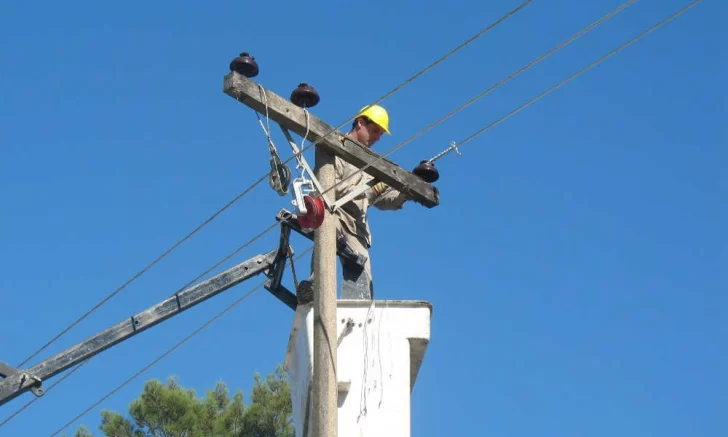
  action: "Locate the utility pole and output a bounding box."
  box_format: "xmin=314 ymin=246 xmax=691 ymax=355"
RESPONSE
xmin=312 ymin=146 xmax=338 ymax=437
xmin=223 ymin=58 xmax=440 ymax=436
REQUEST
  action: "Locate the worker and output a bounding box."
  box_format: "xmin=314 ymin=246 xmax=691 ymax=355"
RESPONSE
xmin=297 ymin=104 xmax=410 ymax=301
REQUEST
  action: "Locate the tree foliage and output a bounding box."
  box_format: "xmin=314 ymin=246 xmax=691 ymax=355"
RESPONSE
xmin=65 ymin=365 xmax=294 ymax=437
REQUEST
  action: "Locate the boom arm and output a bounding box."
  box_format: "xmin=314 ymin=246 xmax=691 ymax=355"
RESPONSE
xmin=0 ymin=248 xmax=280 ymax=407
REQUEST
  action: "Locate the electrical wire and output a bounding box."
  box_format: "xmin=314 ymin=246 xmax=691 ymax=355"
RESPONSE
xmin=0 ymin=221 xmax=280 ymax=430
xmin=16 ymin=174 xmax=267 ymax=369
xmin=48 ymin=245 xmax=313 ymax=437
xmin=0 ymin=362 xmax=87 ymax=429
xmin=41 ymin=2 xmax=703 ymax=433
xmin=270 ymin=0 xmax=534 ymax=174
xmin=6 ymin=1 xmax=697 ymax=428
xmin=318 ymin=0 xmax=641 ymax=200
xmin=455 ymin=0 xmax=703 ymax=148
xmin=17 ymin=1 xmax=532 ymax=369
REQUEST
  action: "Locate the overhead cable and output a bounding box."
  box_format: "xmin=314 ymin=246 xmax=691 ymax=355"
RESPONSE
xmin=48 ymin=245 xmax=313 ymax=437
xmin=18 ymin=1 xmax=532 ymax=367
xmin=0 ymin=221 xmax=280 ymax=429
xmin=318 ymin=0 xmax=644 ymax=199
xmin=16 ymin=176 xmax=268 ymax=369
xmin=456 ymin=0 xmax=703 ymax=148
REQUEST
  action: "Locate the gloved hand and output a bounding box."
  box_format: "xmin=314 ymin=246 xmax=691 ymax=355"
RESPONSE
xmin=370 ymin=181 xmax=389 ymax=198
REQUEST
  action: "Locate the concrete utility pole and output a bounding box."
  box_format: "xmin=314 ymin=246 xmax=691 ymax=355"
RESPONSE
xmin=312 ymin=145 xmax=338 ymax=437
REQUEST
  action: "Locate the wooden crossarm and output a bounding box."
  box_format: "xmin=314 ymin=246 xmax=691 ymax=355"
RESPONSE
xmin=222 ymin=72 xmax=439 ymax=208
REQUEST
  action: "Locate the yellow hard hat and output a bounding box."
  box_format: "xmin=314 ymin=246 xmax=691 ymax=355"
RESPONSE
xmin=356 ymin=104 xmax=390 ymax=135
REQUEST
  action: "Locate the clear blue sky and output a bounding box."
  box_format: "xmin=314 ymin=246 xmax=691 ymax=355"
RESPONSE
xmin=1 ymin=0 xmax=723 ymax=436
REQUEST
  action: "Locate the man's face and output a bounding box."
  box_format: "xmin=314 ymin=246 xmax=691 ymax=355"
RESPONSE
xmin=354 ymin=118 xmax=385 ymax=148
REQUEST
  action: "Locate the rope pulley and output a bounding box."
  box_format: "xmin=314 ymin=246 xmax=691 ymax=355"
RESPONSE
xmin=268 ymin=152 xmax=291 ymax=196
xmin=290 ymin=83 xmax=320 ymax=108
xmin=229 ymin=52 xmax=259 ymax=78
xmin=292 ymin=178 xmax=325 ymax=229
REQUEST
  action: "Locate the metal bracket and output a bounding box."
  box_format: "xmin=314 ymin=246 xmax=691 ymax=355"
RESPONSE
xmin=263 ymin=224 xmax=298 ymax=310
xmin=0 ymin=249 xmax=278 ymax=407
xmin=275 ymin=208 xmax=372 ymax=299
xmin=0 ymin=361 xmax=44 ymax=401
xmin=276 ymin=209 xmax=367 ymax=268
xmin=291 ymin=178 xmax=316 ymax=215
xmin=279 ymin=126 xmax=333 ymax=211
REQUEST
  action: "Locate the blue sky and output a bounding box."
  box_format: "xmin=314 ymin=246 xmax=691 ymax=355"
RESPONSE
xmin=1 ymin=0 xmax=723 ymax=436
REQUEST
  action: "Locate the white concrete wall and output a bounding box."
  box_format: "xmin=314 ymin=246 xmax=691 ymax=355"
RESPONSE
xmin=284 ymin=300 xmax=432 ymax=437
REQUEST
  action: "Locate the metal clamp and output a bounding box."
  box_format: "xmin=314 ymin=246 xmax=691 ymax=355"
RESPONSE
xmin=291 ymin=177 xmax=316 ymax=215
xmin=279 ymin=126 xmax=333 ymax=210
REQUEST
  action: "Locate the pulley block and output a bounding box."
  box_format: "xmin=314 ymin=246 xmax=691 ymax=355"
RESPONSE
xmin=297 ymin=195 xmax=325 ymax=229
xmin=290 ymin=83 xmax=320 ymax=108
xmin=412 ymin=160 xmax=439 ymax=183
xmin=229 ymin=52 xmax=259 ymax=78
xmin=268 ymin=155 xmax=291 ymax=196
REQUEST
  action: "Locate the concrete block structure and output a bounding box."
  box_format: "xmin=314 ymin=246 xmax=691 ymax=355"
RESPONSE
xmin=285 ymin=299 xmax=432 ymax=437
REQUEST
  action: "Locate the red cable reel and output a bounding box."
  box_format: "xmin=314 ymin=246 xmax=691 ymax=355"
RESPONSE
xmin=292 ymin=178 xmax=325 ymax=229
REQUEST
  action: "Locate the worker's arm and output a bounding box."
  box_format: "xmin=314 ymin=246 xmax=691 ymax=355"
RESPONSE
xmin=369 ymin=181 xmax=409 ymax=211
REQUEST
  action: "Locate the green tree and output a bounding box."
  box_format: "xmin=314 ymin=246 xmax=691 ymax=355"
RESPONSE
xmin=66 ymin=365 xmax=294 ymax=437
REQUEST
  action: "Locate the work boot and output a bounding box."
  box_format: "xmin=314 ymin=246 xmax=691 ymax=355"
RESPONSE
xmin=296 ymin=280 xmax=314 ymax=305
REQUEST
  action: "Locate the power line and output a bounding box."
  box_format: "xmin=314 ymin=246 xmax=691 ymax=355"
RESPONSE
xmin=318 ymin=0 xmax=640 ymax=200
xmin=18 ymin=1 xmax=532 ymax=368
xmin=1 ymin=221 xmax=280 ymax=429
xmin=49 ymin=246 xmax=313 ymax=437
xmin=275 ymin=0 xmax=534 ymax=171
xmin=17 ymin=174 xmax=267 ymax=368
xmin=0 ymin=362 xmax=87 ymax=429
xmin=355 ymin=0 xmax=533 ymax=111
xmin=456 ymin=0 xmax=703 ymax=148
xmin=41 ymin=1 xmax=703 ymax=433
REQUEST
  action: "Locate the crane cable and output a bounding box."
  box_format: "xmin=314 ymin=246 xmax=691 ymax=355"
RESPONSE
xmin=15 ymin=0 xmax=532 ymax=371
xmin=48 ymin=245 xmax=314 ymax=437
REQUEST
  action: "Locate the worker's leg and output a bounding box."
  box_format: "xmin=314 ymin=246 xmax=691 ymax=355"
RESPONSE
xmin=296 ymin=222 xmax=373 ymax=302
xmin=339 ymin=231 xmax=373 ymax=300
xmin=296 ymin=254 xmax=316 ymax=304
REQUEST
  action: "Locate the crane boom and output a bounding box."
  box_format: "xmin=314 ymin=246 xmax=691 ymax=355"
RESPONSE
xmin=0 ymin=248 xmax=281 ymax=407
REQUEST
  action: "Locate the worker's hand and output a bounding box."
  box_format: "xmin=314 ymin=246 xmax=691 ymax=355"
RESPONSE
xmin=371 ymin=181 xmax=389 ymax=198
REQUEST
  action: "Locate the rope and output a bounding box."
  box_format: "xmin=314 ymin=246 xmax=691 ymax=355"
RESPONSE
xmin=254 ymin=85 xmax=291 ymax=196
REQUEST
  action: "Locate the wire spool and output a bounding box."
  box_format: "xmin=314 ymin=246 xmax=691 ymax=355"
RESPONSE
xmin=297 ymin=195 xmax=325 ymax=229
xmin=290 ymin=83 xmax=320 ymax=108
xmin=229 ymin=52 xmax=259 ymax=78
xmin=413 ymin=160 xmax=440 ymax=183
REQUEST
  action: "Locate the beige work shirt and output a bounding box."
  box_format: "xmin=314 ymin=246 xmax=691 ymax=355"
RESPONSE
xmin=334 ymin=155 xmax=408 ymax=247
